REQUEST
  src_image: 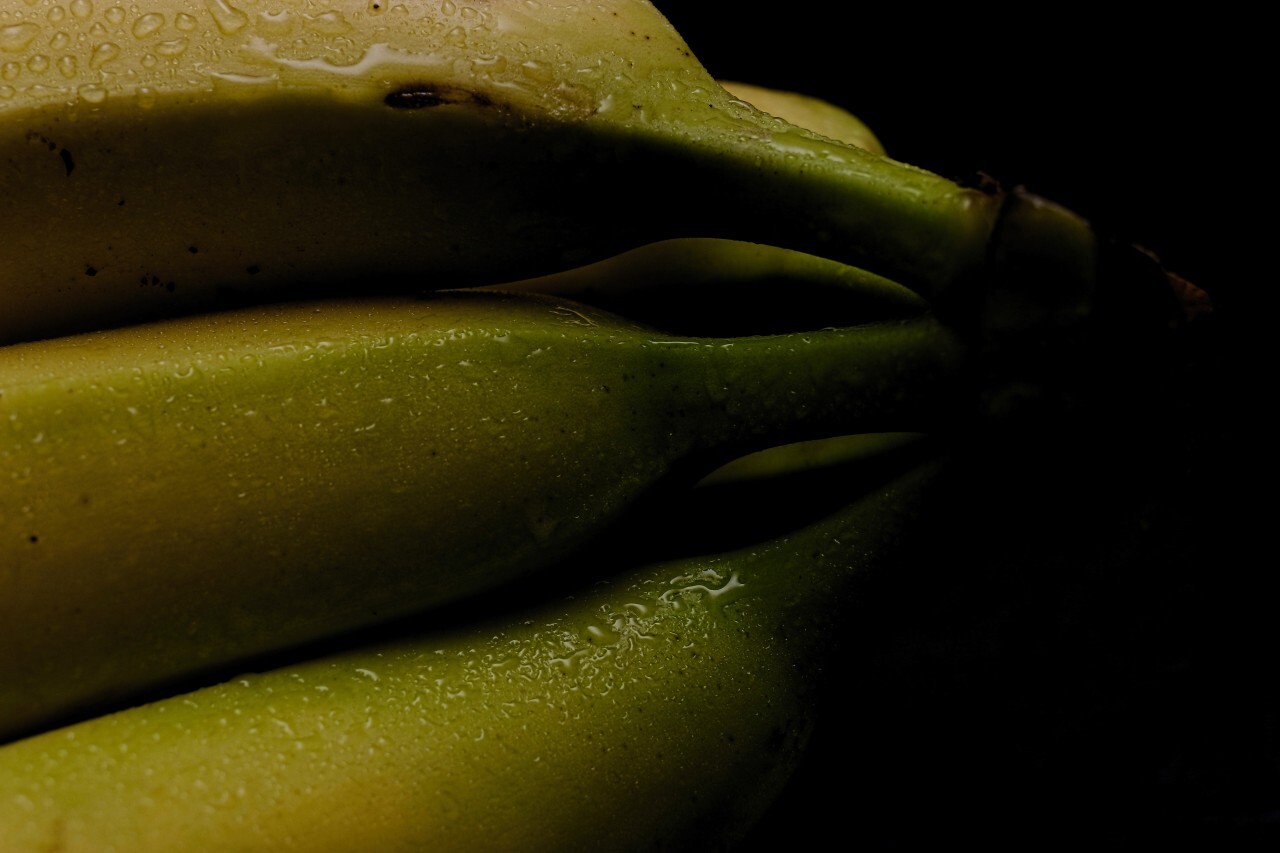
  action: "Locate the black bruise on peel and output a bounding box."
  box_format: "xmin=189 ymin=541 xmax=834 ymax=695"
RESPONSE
xmin=384 ymin=84 xmax=494 ymax=110
xmin=24 ymin=131 xmax=75 ymax=175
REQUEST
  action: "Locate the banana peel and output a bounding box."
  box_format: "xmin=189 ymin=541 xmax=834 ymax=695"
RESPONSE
xmin=719 ymin=80 xmax=885 ymax=154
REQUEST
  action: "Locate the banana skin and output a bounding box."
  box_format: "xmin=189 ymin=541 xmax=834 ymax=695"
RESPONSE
xmin=719 ymin=80 xmax=885 ymax=154
xmin=0 ymin=289 xmax=965 ymax=741
xmin=0 ymin=0 xmax=1106 ymax=344
xmin=0 ymin=451 xmax=938 ymax=852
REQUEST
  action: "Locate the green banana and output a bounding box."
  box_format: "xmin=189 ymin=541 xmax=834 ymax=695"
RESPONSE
xmin=0 ymin=447 xmax=938 ymax=852
xmin=1 ymin=0 xmax=1127 ymax=345
xmin=0 ymin=286 xmax=964 ymax=741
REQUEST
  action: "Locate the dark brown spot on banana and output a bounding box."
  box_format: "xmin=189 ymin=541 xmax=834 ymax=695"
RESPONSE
xmin=384 ymin=84 xmax=494 ymax=110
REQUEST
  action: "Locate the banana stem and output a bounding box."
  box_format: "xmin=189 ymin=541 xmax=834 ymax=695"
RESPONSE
xmin=622 ymin=120 xmax=1001 ymax=301
xmin=674 ymin=313 xmax=970 ymax=462
xmin=624 ymin=122 xmax=1201 ymax=336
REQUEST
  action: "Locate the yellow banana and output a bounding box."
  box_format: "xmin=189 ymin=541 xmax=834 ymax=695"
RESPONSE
xmin=0 ymin=287 xmax=964 ymax=741
xmin=0 ymin=448 xmax=938 ymax=851
xmin=1 ymin=0 xmax=1115 ymax=345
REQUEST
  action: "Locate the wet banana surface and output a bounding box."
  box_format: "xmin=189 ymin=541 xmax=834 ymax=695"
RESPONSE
xmin=0 ymin=0 xmax=1260 ymax=849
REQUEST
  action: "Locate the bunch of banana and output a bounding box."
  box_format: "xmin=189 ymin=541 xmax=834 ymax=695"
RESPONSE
xmin=0 ymin=0 xmax=1203 ymax=849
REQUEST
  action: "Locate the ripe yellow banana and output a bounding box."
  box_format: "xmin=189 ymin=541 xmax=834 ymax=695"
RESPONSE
xmin=0 ymin=449 xmax=938 ymax=851
xmin=0 ymin=0 xmax=1109 ymax=345
xmin=0 ymin=286 xmax=964 ymax=741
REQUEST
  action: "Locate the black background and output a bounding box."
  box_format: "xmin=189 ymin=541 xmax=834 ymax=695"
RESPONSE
xmin=649 ymin=5 xmax=1268 ymax=850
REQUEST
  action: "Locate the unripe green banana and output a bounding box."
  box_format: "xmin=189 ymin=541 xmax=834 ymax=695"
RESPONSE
xmin=0 ymin=0 xmax=1115 ymax=345
xmin=0 ymin=450 xmax=938 ymax=852
xmin=0 ymin=287 xmax=965 ymax=741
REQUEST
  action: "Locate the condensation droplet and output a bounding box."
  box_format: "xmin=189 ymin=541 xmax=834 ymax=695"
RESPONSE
xmin=47 ymin=6 xmax=66 ymax=24
xmin=57 ymin=54 xmax=77 ymax=77
xmin=307 ymin=10 xmax=351 ymax=34
xmin=204 ymin=0 xmax=248 ymax=35
xmin=1 ymin=61 xmax=19 ymax=80
xmin=27 ymin=53 xmax=49 ymax=72
xmin=0 ymin=23 xmax=41 ymax=52
xmin=0 ymin=85 xmax=14 ymax=99
xmin=89 ymin=41 xmax=119 ymax=68
xmin=441 ymin=0 xmax=457 ymax=14
xmin=70 ymin=0 xmax=93 ymax=19
xmin=154 ymin=37 xmax=188 ymax=57
xmin=105 ymin=6 xmax=126 ymax=25
xmin=175 ymin=12 xmax=196 ymax=30
xmin=256 ymin=9 xmax=292 ymax=35
xmin=140 ymin=52 xmax=156 ymax=67
xmin=444 ymin=25 xmax=465 ymax=47
xmin=50 ymin=31 xmax=71 ymax=51
xmin=520 ymin=60 xmax=552 ymax=83
xmin=78 ymin=82 xmax=106 ymax=102
xmin=132 ymin=13 xmax=164 ymax=38
xmin=470 ymin=54 xmax=506 ymax=75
